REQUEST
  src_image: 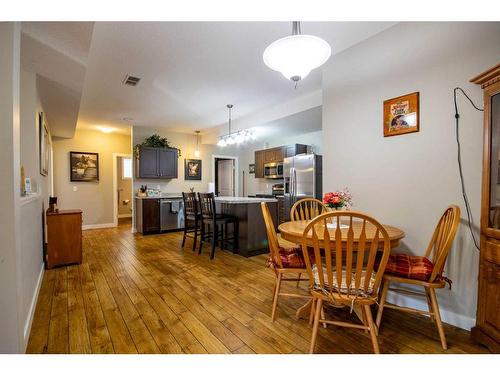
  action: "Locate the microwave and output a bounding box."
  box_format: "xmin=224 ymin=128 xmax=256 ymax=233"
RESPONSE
xmin=264 ymin=162 xmax=283 ymax=179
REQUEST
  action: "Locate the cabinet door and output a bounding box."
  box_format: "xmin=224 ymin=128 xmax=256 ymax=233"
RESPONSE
xmin=255 ymin=150 xmax=264 ymax=178
xmin=158 ymin=148 xmax=178 ymax=178
xmin=478 ymin=261 xmax=500 ymax=333
xmin=263 ymin=149 xmax=274 ymax=163
xmin=274 ymin=147 xmax=284 ymax=162
xmin=139 ymin=147 xmax=158 ymax=178
xmin=143 ymin=199 xmax=160 ymax=233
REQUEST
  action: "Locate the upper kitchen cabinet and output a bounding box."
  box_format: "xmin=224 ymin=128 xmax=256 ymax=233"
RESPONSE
xmin=254 ymin=144 xmax=310 ymax=178
xmin=136 ymin=146 xmax=178 ymax=179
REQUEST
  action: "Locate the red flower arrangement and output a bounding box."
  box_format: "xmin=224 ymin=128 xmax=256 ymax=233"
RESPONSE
xmin=323 ymin=188 xmax=352 ymax=210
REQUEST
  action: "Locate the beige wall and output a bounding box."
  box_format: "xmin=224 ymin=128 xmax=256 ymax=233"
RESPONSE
xmin=52 ymin=129 xmax=131 ymax=226
xmin=322 ymin=22 xmax=500 ymax=329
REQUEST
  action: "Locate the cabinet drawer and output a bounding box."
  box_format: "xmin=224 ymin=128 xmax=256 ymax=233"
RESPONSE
xmin=485 ymin=240 xmax=500 ymax=264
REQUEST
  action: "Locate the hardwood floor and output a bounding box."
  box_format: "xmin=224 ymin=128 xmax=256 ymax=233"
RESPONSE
xmin=26 ymin=222 xmax=488 ymax=354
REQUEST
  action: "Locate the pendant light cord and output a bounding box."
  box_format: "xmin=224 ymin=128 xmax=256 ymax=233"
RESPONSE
xmin=454 ymin=87 xmax=482 ymax=251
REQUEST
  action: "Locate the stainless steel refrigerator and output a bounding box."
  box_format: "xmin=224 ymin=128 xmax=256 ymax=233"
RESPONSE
xmin=283 ymin=154 xmax=323 ymax=221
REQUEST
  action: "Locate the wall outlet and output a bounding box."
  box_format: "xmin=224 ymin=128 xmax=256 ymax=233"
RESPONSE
xmin=73 ymin=186 xmax=78 ymax=192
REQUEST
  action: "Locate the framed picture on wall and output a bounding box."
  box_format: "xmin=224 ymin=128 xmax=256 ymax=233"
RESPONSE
xmin=70 ymin=152 xmax=99 ymax=182
xmin=383 ymin=92 xmax=419 ymax=137
xmin=39 ymin=112 xmax=50 ymax=176
xmin=249 ymin=164 xmax=255 ymax=174
xmin=185 ymin=159 xmax=202 ymax=180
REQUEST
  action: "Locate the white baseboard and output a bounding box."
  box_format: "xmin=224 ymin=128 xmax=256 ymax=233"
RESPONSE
xmin=118 ymin=214 xmax=132 ymax=219
xmin=386 ymin=290 xmax=475 ymax=331
xmin=23 ymin=263 xmax=44 ymax=351
xmin=82 ymin=222 xmax=116 ymax=230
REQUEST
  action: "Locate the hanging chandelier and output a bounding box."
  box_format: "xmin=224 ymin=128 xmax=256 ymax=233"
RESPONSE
xmin=263 ymin=21 xmax=331 ymax=86
xmin=194 ymin=130 xmax=201 ymax=157
xmin=217 ymin=104 xmax=255 ymax=147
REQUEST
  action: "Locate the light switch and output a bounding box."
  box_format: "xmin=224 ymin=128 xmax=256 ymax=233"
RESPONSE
xmin=73 ymin=186 xmax=78 ymax=192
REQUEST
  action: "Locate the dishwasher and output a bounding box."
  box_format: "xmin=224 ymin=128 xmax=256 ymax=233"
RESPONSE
xmin=160 ymin=198 xmax=185 ymax=232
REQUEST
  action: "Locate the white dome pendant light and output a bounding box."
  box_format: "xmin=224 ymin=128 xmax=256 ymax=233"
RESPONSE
xmin=263 ymin=21 xmax=331 ymax=87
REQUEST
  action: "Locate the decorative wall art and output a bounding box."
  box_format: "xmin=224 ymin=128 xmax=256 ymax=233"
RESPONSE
xmin=39 ymin=112 xmax=50 ymax=176
xmin=383 ymin=92 xmax=420 ymax=137
xmin=185 ymin=159 xmax=202 ymax=180
xmin=70 ymin=152 xmax=99 ymax=182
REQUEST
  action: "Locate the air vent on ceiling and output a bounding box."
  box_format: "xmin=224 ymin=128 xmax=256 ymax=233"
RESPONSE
xmin=123 ymin=74 xmax=141 ymax=86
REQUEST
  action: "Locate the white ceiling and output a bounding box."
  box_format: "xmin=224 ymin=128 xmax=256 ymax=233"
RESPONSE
xmin=21 ymin=21 xmax=396 ymax=139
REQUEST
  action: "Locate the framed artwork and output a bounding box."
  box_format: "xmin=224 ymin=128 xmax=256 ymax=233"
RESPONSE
xmin=185 ymin=159 xmax=202 ymax=180
xmin=39 ymin=112 xmax=50 ymax=176
xmin=249 ymin=164 xmax=255 ymax=174
xmin=70 ymin=152 xmax=99 ymax=182
xmin=383 ymin=92 xmax=419 ymax=137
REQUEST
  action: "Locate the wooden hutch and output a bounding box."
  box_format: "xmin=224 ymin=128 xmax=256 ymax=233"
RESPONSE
xmin=470 ymin=63 xmax=500 ymax=352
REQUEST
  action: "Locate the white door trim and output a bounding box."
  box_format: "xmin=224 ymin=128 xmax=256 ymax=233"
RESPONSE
xmin=113 ymin=153 xmax=132 ymax=227
xmin=211 ymin=155 xmax=239 ymax=197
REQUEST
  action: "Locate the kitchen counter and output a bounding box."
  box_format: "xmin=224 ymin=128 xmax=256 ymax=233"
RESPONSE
xmin=135 ymin=194 xmax=183 ymax=199
xmin=215 ymin=196 xmax=277 ymax=203
xmin=215 ymin=197 xmax=278 ymax=257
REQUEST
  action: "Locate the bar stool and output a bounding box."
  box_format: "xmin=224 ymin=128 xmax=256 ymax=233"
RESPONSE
xmin=197 ymin=192 xmax=239 ymax=260
xmin=181 ymin=192 xmax=200 ymax=251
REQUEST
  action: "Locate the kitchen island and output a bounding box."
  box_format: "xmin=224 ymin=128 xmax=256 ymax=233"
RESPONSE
xmin=215 ymin=196 xmax=277 ymax=257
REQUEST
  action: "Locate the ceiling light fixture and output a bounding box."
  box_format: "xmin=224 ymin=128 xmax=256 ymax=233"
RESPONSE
xmin=97 ymin=126 xmax=114 ymax=134
xmin=194 ymin=130 xmax=201 ymax=157
xmin=217 ymin=104 xmax=255 ymax=148
xmin=263 ymin=21 xmax=331 ymax=87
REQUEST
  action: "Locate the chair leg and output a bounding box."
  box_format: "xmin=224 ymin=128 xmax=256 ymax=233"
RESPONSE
xmin=192 ymin=221 xmax=198 ymax=252
xmin=428 ymin=288 xmax=447 ymax=350
xmin=309 ymin=297 xmax=323 ymax=354
xmin=198 ymin=223 xmax=204 ymax=254
xmin=320 ymin=306 xmax=327 ymax=329
xmin=232 ymin=220 xmax=239 ymax=253
xmin=296 ymin=273 xmax=301 ymax=287
xmin=375 ymin=279 xmax=390 ymax=329
xmin=271 ymin=273 xmax=282 ymax=321
xmin=210 ymin=225 xmax=217 ymax=260
xmin=425 ymin=287 xmax=435 ymax=322
xmin=181 ymin=225 xmax=187 ymax=247
xmin=309 ymin=297 xmax=316 ymax=325
xmin=364 ymin=305 xmax=380 ymax=354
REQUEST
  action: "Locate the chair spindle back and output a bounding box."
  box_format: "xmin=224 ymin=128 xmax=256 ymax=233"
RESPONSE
xmin=301 ymin=211 xmax=391 ymax=300
xmin=182 ymin=192 xmax=198 ymax=218
xmin=290 ymin=198 xmax=328 ymax=221
xmin=261 ymin=202 xmax=283 ymax=268
xmin=425 ymin=205 xmax=461 ymax=282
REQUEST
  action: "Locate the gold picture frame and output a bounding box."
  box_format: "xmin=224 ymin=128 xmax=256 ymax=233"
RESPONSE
xmin=383 ymin=92 xmax=420 ymax=137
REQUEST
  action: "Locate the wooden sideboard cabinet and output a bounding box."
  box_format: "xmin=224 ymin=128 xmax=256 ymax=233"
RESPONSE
xmin=46 ymin=209 xmax=83 ymax=269
xmin=470 ymin=63 xmax=500 ymax=352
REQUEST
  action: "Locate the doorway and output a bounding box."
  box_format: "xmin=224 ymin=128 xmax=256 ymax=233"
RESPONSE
xmin=213 ymin=156 xmax=238 ymax=197
xmin=113 ymin=153 xmax=133 ymax=226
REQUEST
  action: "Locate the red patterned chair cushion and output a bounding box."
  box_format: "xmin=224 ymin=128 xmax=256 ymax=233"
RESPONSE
xmin=267 ymin=246 xmax=316 ymax=269
xmin=277 ymin=246 xmax=306 ymax=268
xmin=384 ymin=253 xmax=434 ymax=281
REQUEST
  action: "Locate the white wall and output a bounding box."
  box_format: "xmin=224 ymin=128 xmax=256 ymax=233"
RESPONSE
xmin=322 ymin=22 xmax=500 ymax=330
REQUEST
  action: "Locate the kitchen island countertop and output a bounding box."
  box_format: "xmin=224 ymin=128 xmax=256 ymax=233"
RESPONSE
xmin=215 ymin=196 xmax=277 ymax=203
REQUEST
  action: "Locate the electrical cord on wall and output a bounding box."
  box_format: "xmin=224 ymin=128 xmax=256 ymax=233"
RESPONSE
xmin=454 ymin=87 xmax=482 ymax=251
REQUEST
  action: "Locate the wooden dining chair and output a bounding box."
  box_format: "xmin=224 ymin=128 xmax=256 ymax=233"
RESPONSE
xmin=261 ymin=202 xmax=311 ymax=321
xmin=375 ymin=205 xmax=461 ymax=350
xmin=198 ymin=192 xmax=239 ymax=260
xmin=302 ymin=211 xmax=392 ymax=354
xmin=289 ymin=198 xmax=329 ymax=286
xmin=290 ymin=198 xmax=328 ymax=221
xmin=181 ymin=192 xmax=200 ymax=252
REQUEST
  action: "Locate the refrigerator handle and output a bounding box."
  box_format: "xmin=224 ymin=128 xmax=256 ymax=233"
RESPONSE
xmin=293 ymin=168 xmax=297 ymax=203
xmin=290 ymin=167 xmax=294 ymax=202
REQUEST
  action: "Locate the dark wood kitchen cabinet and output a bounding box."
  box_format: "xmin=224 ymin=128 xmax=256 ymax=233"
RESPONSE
xmin=254 ymin=150 xmax=264 ymax=178
xmin=135 ymin=146 xmax=178 ymax=179
xmin=253 ymin=143 xmax=310 ymax=179
xmin=135 ymin=198 xmax=161 ymax=234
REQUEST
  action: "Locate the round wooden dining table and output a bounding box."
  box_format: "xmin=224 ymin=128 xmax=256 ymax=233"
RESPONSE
xmin=277 ymin=219 xmax=405 ymax=320
xmin=278 ymin=220 xmax=405 ymax=249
